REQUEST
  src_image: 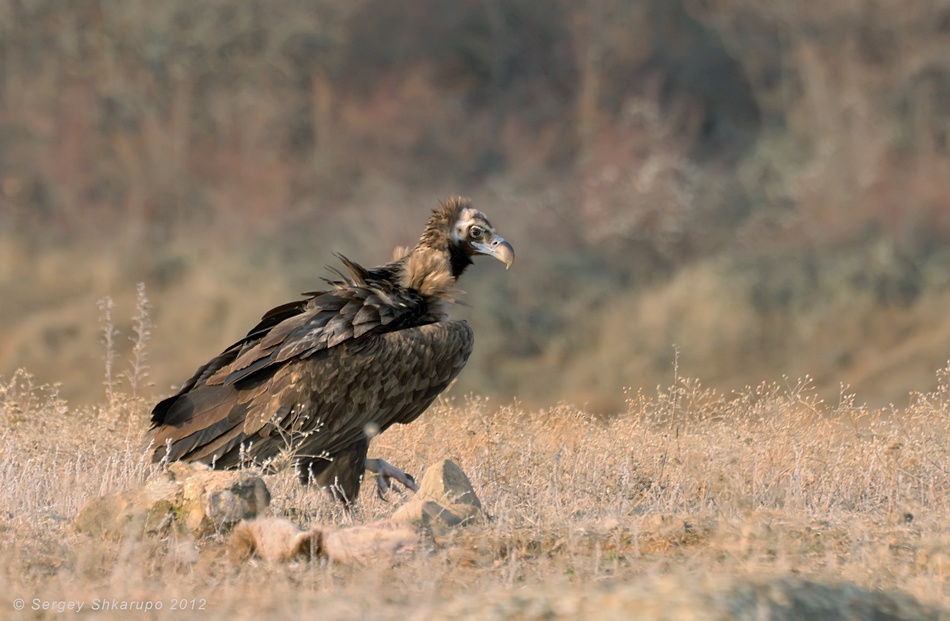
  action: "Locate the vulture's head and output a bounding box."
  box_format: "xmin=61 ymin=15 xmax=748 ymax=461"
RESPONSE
xmin=419 ymin=197 xmax=515 ymax=279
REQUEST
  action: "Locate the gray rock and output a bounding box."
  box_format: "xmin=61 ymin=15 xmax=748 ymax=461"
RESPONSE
xmin=74 ymin=462 xmax=270 ymax=538
xmin=392 ymin=459 xmax=484 ymax=533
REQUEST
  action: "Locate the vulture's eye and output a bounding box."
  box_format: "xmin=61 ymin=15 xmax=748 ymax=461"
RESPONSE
xmin=470 ymin=225 xmax=484 ymax=239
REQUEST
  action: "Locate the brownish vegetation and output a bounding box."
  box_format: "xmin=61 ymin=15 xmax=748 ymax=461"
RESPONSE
xmin=2 ymin=347 xmax=950 ymax=618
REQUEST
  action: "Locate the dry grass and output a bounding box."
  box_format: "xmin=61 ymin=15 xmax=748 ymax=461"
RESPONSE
xmin=2 ymin=344 xmax=950 ymax=618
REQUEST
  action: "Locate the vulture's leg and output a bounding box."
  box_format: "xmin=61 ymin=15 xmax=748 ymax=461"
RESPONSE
xmin=364 ymin=458 xmax=420 ymax=500
xmin=297 ymin=439 xmax=369 ymax=506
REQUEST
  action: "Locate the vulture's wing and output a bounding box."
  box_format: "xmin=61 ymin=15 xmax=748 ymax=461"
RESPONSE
xmin=226 ymin=320 xmax=472 ymax=466
xmin=148 ymin=297 xmax=310 ymax=427
xmin=149 ymin=276 xmax=472 ymax=466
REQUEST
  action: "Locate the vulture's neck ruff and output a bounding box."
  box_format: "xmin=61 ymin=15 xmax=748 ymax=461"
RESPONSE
xmin=399 ymin=250 xmax=459 ymax=319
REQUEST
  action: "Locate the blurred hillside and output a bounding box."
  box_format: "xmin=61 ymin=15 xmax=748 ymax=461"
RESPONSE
xmin=1 ymin=0 xmax=949 ymax=410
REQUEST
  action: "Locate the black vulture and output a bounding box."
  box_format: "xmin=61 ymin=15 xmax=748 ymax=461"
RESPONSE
xmin=148 ymin=197 xmax=514 ymax=504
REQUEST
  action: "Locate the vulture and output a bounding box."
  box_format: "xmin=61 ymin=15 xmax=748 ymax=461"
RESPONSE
xmin=148 ymin=197 xmax=514 ymax=504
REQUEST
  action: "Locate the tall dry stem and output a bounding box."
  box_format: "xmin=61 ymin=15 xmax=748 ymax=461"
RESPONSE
xmin=98 ymin=295 xmax=117 ymax=404
xmin=126 ymin=282 xmax=152 ymax=402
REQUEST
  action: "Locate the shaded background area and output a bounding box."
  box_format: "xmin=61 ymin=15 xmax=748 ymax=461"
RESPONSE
xmin=1 ymin=0 xmax=949 ymax=411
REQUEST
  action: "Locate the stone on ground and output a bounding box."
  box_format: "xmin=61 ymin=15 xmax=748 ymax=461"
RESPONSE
xmin=74 ymin=461 xmax=270 ymax=538
xmin=391 ymin=459 xmax=484 ymax=533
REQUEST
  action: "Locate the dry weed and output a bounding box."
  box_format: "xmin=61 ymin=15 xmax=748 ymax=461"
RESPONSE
xmin=2 ymin=356 xmax=950 ymax=618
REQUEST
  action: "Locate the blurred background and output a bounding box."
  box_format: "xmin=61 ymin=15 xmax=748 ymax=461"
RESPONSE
xmin=1 ymin=0 xmax=949 ymax=412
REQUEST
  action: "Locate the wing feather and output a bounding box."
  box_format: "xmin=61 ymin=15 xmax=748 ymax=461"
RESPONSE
xmin=149 ymin=260 xmax=459 ymax=468
xmin=149 ymin=320 xmax=473 ymax=468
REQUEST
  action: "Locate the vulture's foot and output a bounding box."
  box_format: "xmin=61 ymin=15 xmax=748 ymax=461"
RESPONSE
xmin=364 ymin=458 xmax=419 ymax=500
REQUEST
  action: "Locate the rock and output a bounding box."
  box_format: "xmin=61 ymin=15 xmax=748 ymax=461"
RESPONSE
xmin=173 ymin=462 xmax=271 ymax=535
xmin=392 ymin=459 xmax=484 ymax=533
xmin=229 ymin=517 xmax=419 ymax=565
xmin=75 ymin=462 xmax=270 ymax=539
xmin=411 ymin=575 xmax=947 ymax=621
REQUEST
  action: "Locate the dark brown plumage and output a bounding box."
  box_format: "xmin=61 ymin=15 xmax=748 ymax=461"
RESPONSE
xmin=149 ymin=197 xmax=513 ymax=504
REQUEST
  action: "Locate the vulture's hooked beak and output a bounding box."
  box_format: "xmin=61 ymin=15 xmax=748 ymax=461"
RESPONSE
xmin=474 ymin=237 xmax=515 ymax=269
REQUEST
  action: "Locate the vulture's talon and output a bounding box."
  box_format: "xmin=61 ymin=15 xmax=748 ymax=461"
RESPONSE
xmin=375 ymin=477 xmax=390 ymax=500
xmin=366 ymin=458 xmax=419 ymax=501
